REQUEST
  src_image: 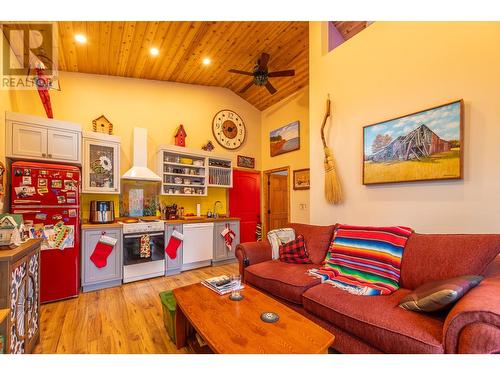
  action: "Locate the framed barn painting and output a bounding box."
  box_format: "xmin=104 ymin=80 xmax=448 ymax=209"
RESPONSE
xmin=270 ymin=121 xmax=300 ymax=157
xmin=363 ymin=100 xmax=464 ymax=185
xmin=237 ymin=155 xmax=255 ymax=169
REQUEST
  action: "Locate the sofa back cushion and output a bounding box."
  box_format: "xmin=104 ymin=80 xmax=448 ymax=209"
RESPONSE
xmin=287 ymin=223 xmax=336 ymax=264
xmin=400 ymin=233 xmax=500 ymax=290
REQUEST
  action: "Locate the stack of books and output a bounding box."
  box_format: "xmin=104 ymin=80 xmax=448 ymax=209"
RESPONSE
xmin=201 ymin=275 xmax=244 ymax=295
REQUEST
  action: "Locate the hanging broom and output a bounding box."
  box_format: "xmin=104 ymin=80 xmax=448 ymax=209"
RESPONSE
xmin=320 ymin=95 xmax=343 ymax=204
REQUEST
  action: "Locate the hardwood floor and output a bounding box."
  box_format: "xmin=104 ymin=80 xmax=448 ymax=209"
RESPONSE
xmin=33 ymin=262 xmax=238 ymax=354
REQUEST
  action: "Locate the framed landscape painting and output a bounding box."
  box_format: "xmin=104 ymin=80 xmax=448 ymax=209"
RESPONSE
xmin=363 ymin=100 xmax=463 ymax=185
xmin=270 ymin=121 xmax=300 ymax=157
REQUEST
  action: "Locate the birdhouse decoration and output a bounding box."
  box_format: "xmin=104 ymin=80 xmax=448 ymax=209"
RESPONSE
xmin=0 ymin=214 xmax=22 ymax=247
xmin=175 ymin=124 xmax=187 ymax=147
xmin=92 ymin=115 xmax=114 ymax=135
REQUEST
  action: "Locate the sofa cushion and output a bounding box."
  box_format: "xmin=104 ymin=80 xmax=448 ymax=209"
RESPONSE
xmin=279 ymin=235 xmax=312 ymax=264
xmin=302 ymin=283 xmax=445 ymax=353
xmin=245 ymin=260 xmax=320 ymax=304
xmin=400 ymin=233 xmax=500 ymax=290
xmin=288 ymin=223 xmax=336 ymax=264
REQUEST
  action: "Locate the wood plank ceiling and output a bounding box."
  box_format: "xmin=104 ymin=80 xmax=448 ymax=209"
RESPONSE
xmin=57 ymin=21 xmax=308 ymax=110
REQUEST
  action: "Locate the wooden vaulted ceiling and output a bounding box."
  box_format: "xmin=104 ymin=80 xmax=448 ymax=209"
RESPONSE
xmin=57 ymin=21 xmax=309 ymax=110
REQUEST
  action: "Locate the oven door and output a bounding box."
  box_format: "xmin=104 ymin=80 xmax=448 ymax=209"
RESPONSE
xmin=123 ymin=231 xmax=165 ymax=266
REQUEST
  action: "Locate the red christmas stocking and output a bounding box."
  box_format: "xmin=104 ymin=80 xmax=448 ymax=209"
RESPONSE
xmin=221 ymin=227 xmax=236 ymax=251
xmin=165 ymin=230 xmax=184 ymax=259
xmin=90 ymin=235 xmax=117 ymax=268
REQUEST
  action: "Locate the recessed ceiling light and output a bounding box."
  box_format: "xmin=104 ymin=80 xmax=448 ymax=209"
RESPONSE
xmin=202 ymin=57 xmax=211 ymax=65
xmin=150 ymin=47 xmax=159 ymax=56
xmin=74 ymin=34 xmax=87 ymax=44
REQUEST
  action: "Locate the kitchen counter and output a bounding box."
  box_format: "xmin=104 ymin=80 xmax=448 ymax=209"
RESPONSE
xmin=81 ymin=217 xmax=240 ymax=229
xmin=81 ymin=222 xmax=123 ymax=229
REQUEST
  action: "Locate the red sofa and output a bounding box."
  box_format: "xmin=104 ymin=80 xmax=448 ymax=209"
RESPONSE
xmin=235 ymin=223 xmax=500 ymax=354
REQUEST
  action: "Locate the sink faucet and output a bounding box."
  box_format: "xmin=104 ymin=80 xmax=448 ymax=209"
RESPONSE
xmin=213 ymin=200 xmax=223 ymax=219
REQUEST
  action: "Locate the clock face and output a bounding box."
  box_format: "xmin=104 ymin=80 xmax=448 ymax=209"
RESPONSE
xmin=212 ymin=110 xmax=246 ymax=150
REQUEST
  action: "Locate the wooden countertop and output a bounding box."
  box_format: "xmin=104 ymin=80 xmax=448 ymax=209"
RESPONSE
xmin=0 ymin=308 xmax=9 ymax=324
xmin=81 ymin=217 xmax=240 ymax=229
xmin=0 ymin=239 xmax=42 ymax=262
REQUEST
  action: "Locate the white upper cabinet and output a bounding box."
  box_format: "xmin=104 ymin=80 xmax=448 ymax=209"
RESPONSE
xmin=82 ymin=132 xmax=121 ymax=194
xmin=6 ymin=112 xmax=82 ymax=164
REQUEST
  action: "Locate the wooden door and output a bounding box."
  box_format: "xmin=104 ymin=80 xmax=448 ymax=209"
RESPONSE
xmin=229 ymin=170 xmax=261 ymax=244
xmin=268 ymin=174 xmax=289 ymax=230
xmin=47 ymin=129 xmax=80 ymax=162
xmin=11 ymin=122 xmax=48 ymax=159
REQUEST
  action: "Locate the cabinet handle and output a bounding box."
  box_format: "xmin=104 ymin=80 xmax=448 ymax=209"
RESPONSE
xmin=48 ymin=154 xmax=52 ymax=158
xmin=42 ymin=153 xmax=46 ymax=157
xmin=101 ymin=231 xmax=106 ymax=235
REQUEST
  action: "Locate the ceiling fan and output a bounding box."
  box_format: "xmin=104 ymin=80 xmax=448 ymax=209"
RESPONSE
xmin=228 ymin=52 xmax=295 ymax=95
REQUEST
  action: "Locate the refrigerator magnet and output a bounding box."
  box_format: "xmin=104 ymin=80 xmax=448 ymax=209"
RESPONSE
xmin=14 ymin=168 xmax=23 ymax=176
xmin=23 ymin=168 xmax=31 ymax=176
xmin=35 ymin=213 xmax=47 ymax=220
xmin=38 ymin=178 xmax=48 ymax=187
xmin=66 ymin=192 xmax=76 ymax=197
xmin=57 ymin=196 xmax=66 ymax=204
xmin=39 ymin=170 xmax=48 ymax=175
xmin=38 ymin=187 xmax=48 ymax=195
xmin=51 ymin=179 xmax=62 ymax=188
xmin=66 ymin=172 xmax=73 ymax=178
xmin=67 ymin=198 xmax=76 ymax=204
xmin=15 ymin=186 xmax=35 ymax=197
xmin=22 ymin=176 xmax=32 ymax=185
xmin=68 ymin=209 xmax=77 ymax=217
xmin=52 ymin=214 xmax=63 ymax=221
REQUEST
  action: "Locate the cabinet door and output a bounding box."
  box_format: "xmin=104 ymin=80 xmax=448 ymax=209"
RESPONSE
xmin=25 ymin=250 xmax=40 ymax=354
xmin=227 ymin=221 xmax=240 ymax=258
xmin=47 ymin=129 xmax=80 ymax=162
xmin=213 ymin=222 xmax=229 ymax=260
xmin=165 ymin=225 xmax=182 ymax=273
xmin=83 ymin=139 xmax=120 ymax=193
xmin=11 ymin=122 xmax=48 ymax=159
xmin=82 ymin=229 xmax=122 ymax=284
xmin=9 ymin=257 xmax=27 ymax=354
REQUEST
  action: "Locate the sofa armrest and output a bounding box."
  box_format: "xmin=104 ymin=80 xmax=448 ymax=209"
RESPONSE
xmin=235 ymin=241 xmax=273 ymax=281
xmin=443 ymin=268 xmax=500 ymax=353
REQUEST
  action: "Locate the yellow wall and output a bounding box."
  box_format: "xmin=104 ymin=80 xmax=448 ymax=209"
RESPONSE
xmin=309 ymin=21 xmax=500 ymax=233
xmin=261 ymin=86 xmax=310 ymax=223
xmin=0 ymin=89 xmax=12 ymax=213
xmin=9 ymin=71 xmax=262 ymax=217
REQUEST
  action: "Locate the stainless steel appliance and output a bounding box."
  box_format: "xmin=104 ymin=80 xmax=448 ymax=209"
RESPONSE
xmin=89 ymin=200 xmax=115 ymax=224
xmin=121 ymin=219 xmax=165 ymax=283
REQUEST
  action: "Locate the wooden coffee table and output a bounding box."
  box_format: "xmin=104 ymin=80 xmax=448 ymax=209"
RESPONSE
xmin=173 ymin=283 xmax=334 ymax=354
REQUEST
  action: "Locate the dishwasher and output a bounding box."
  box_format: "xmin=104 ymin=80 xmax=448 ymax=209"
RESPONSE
xmin=182 ymin=222 xmax=214 ymax=270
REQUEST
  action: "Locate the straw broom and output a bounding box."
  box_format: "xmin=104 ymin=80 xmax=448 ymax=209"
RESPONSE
xmin=320 ymin=95 xmax=343 ymax=204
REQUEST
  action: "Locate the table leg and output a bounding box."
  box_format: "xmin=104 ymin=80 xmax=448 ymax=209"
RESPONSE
xmin=175 ymin=306 xmax=188 ymax=349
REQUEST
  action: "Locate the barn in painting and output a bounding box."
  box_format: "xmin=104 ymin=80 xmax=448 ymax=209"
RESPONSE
xmin=366 ymin=124 xmax=451 ymax=162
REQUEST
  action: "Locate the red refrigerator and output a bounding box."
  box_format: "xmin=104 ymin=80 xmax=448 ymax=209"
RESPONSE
xmin=11 ymin=161 xmax=81 ymax=303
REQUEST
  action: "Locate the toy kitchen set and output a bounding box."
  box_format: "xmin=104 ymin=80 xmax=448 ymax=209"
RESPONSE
xmin=2 ymin=112 xmax=241 ymax=301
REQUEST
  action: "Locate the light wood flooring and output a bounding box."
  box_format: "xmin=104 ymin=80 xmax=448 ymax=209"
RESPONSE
xmin=33 ymin=262 xmax=238 ymax=354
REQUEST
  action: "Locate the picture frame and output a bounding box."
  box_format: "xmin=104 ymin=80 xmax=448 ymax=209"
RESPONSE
xmin=293 ymin=168 xmax=310 ymax=190
xmin=237 ymin=155 xmax=255 ymax=169
xmin=270 ymin=121 xmax=300 ymax=157
xmin=363 ymin=100 xmax=464 ymax=185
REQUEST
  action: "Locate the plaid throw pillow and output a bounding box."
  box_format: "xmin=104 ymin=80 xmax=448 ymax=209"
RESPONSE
xmin=279 ymin=235 xmax=312 ymax=264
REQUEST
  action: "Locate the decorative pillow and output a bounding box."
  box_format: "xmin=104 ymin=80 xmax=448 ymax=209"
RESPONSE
xmin=279 ymin=235 xmax=312 ymax=264
xmin=311 ymin=224 xmax=413 ymax=296
xmin=267 ymin=228 xmax=295 ymax=260
xmin=399 ymin=275 xmax=483 ymax=312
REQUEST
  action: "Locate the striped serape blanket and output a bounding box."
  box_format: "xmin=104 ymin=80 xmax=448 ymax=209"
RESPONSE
xmin=309 ymin=224 xmax=413 ymax=296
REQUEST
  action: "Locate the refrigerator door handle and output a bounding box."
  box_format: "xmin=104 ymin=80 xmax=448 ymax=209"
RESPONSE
xmin=13 ymin=210 xmax=42 ymax=214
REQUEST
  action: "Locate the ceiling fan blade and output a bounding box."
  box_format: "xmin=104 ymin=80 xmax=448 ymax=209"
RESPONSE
xmin=268 ymin=69 xmax=295 ymax=77
xmin=258 ymin=52 xmax=270 ymax=71
xmin=239 ymin=80 xmax=255 ymax=94
xmin=228 ymin=69 xmax=254 ymax=76
xmin=265 ymin=81 xmax=277 ymax=95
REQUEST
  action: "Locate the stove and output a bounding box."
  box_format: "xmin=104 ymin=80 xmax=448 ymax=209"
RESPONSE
xmin=121 ymin=219 xmax=165 ymax=283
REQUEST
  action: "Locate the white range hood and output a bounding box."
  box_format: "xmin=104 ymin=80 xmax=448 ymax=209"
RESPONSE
xmin=122 ymin=127 xmax=161 ymax=181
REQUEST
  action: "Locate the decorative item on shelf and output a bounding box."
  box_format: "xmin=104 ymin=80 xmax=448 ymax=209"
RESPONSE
xmin=363 ymin=99 xmax=464 ymax=185
xmin=270 ymin=120 xmax=300 ymax=157
xmin=321 ymin=95 xmax=342 ymax=204
xmin=174 ymin=124 xmax=187 ymax=147
xmin=35 ymin=66 xmax=54 ymax=118
xmin=293 ymin=168 xmax=310 ymax=190
xmin=237 ymin=155 xmax=255 ymax=169
xmin=212 ymin=109 xmax=246 ymax=150
xmin=0 ymin=161 xmax=5 ymax=211
xmin=202 ymin=140 xmax=215 ymax=152
xmin=0 ymin=214 xmax=23 ymax=247
xmin=92 ymin=115 xmax=114 ymax=134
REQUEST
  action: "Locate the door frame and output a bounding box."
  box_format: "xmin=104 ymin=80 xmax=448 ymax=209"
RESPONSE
xmin=263 ymin=166 xmax=291 ymax=234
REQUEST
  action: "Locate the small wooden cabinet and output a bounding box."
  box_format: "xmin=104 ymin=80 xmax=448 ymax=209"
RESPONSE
xmin=82 ymin=132 xmax=121 ymax=194
xmin=165 ymin=224 xmax=183 ymax=276
xmin=0 ymin=239 xmax=41 ymax=354
xmin=212 ymin=220 xmax=240 ymax=264
xmin=81 ymin=227 xmax=122 ymax=292
xmin=6 ymin=112 xmax=82 ymax=164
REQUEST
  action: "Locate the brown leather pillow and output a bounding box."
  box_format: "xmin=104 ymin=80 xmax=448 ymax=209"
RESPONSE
xmin=399 ymin=275 xmax=483 ymax=312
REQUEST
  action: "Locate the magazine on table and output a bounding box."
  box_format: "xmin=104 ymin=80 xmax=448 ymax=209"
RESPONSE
xmin=201 ymin=275 xmax=244 ymax=295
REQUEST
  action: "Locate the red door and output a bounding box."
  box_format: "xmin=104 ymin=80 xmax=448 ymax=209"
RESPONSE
xmin=229 ymin=170 xmax=261 ymax=243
